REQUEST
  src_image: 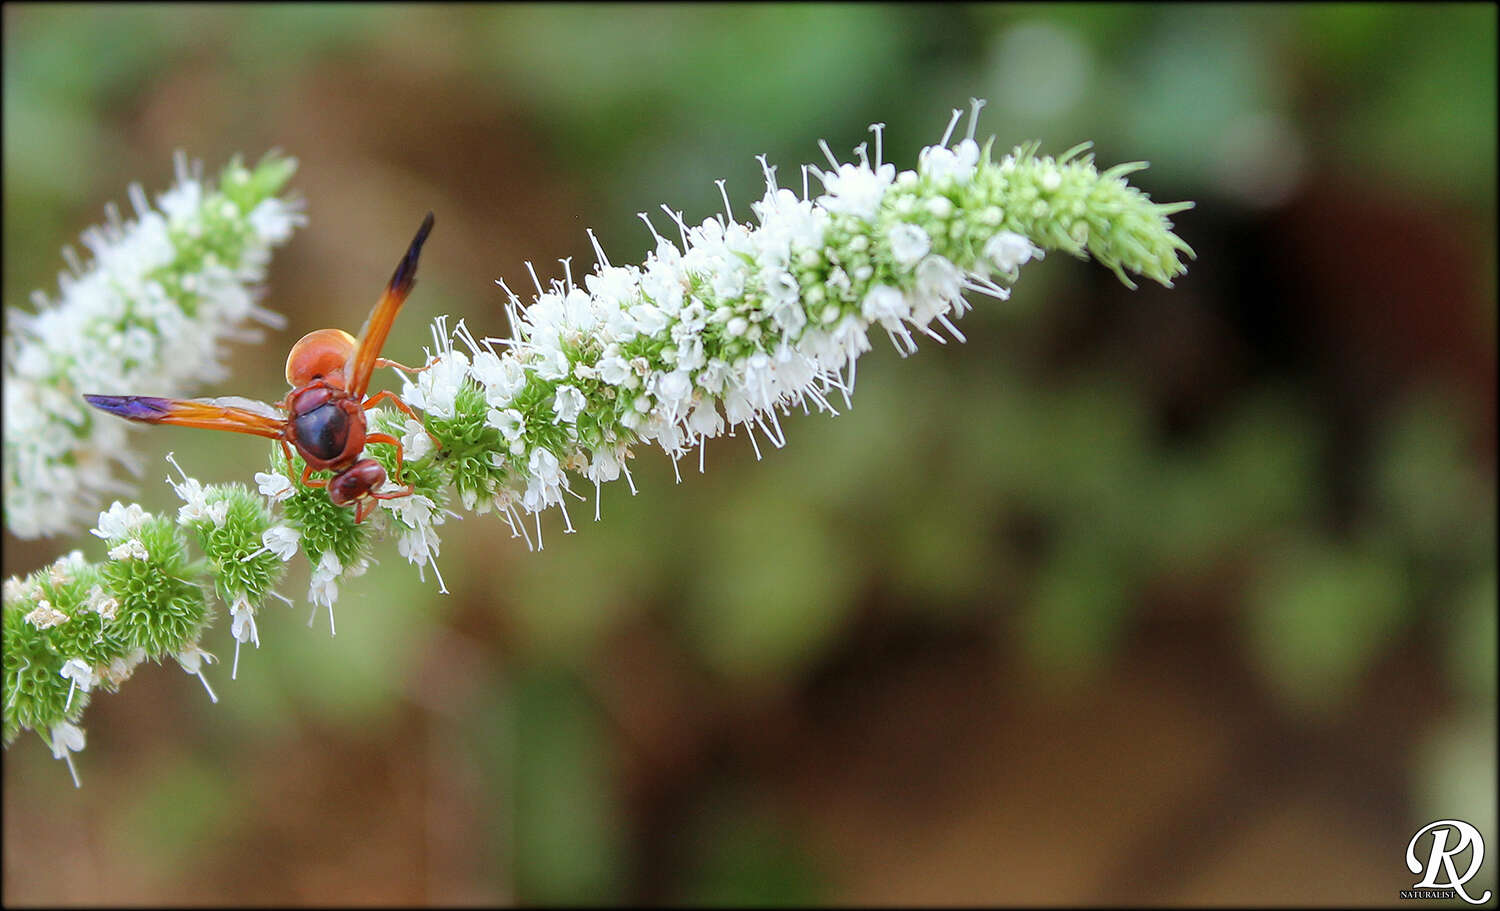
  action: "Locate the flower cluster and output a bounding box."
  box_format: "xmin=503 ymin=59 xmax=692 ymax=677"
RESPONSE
xmin=380 ymin=103 xmax=1193 ymax=550
xmin=3 ymin=152 xmax=304 ymax=539
xmin=2 ymin=101 xmax=1194 ymax=781
xmin=2 ymin=461 xmax=300 ymax=784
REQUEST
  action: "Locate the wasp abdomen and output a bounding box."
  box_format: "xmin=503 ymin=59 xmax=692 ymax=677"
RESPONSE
xmin=329 ymin=459 xmax=388 ymax=507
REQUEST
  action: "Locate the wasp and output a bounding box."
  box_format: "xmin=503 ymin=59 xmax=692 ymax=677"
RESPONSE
xmin=86 ymin=213 xmax=438 ymax=523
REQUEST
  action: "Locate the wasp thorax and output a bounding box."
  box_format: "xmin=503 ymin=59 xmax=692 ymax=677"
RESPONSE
xmin=286 ymin=328 xmax=357 ymax=387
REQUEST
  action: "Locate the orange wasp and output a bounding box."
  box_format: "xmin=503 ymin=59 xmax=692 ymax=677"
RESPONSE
xmin=86 ymin=212 xmax=438 ymax=523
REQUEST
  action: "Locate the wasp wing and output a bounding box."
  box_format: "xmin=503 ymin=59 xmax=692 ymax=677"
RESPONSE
xmin=84 ymin=394 xmax=285 ymax=439
xmin=346 ymin=212 xmax=434 ymax=399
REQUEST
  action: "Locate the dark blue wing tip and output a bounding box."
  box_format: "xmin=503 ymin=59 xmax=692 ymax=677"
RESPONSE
xmin=388 ymin=212 xmax=435 ymax=293
xmin=84 ymin=394 xmax=170 ymax=422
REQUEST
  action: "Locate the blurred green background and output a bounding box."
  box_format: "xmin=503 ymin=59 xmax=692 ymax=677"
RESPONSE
xmin=3 ymin=3 xmax=1494 ymax=905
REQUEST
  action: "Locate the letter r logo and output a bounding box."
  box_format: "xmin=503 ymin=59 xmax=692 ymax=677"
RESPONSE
xmin=1407 ymin=819 xmax=1492 ymax=905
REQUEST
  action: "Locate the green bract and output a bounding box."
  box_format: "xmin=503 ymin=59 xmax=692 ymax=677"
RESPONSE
xmin=100 ymin=516 xmax=210 ymax=657
xmin=274 ymin=448 xmax=371 ymax=570
xmin=184 ymin=483 xmax=285 ymax=607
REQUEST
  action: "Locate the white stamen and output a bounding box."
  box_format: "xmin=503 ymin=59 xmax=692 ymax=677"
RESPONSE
xmin=637 ymin=212 xmax=665 ymax=246
xmin=939 ymin=108 xmax=963 ymax=148
xmin=965 ymin=98 xmax=986 ymax=142
xmin=715 ymin=179 xmax=734 ymax=224
xmin=586 ymin=228 xmax=610 ymax=268
xmin=818 ymin=138 xmax=841 ymax=171
xmin=756 ymin=154 xmax=778 ymax=194
xmin=195 ymin=670 xmax=218 ymax=703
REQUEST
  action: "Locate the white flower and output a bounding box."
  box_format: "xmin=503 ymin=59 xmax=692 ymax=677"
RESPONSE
xmin=175 ymin=643 xmax=214 ymax=674
xmin=49 ymin=721 xmax=86 ymax=787
xmin=59 ymin=658 xmax=93 ymax=684
xmin=4 ymin=576 xmax=35 ymax=604
xmin=860 ymin=285 xmax=909 ymax=327
xmin=552 ymin=385 xmax=586 ymax=424
xmin=383 ymin=483 xmax=447 ymax=584
xmin=397 ymin=521 xmax=442 ymax=568
xmin=247 ymin=197 xmax=303 ymax=243
xmin=916 ymin=254 xmax=962 ymax=298
xmin=229 ymin=595 xmax=259 ymax=647
xmin=53 ymin=550 xmax=88 ymax=577
xmin=828 ymin=314 xmax=873 ymax=368
xmin=676 ymin=336 xmax=707 ymax=372
xmin=107 ymin=539 xmax=149 ymax=561
xmin=24 ymin=600 xmax=69 ymax=629
xmin=255 ymin=470 xmax=295 ymax=502
xmin=384 ymin=488 xmax=440 ymax=537
xmin=158 ymin=175 xmax=203 ymax=222
xmin=399 ymin=418 xmax=435 ymax=462
xmin=100 ymin=647 xmax=148 ymax=689
xmin=486 ymin=408 xmax=527 ymax=442
xmin=168 ymin=467 xmax=227 ymax=525
xmin=984 ymin=230 xmax=1040 ymax=272
xmin=59 ymin=658 xmax=96 ymax=707
xmin=696 ymin=358 xmax=732 ymax=396
xmin=817 ymin=161 xmax=896 ymax=221
xmin=688 ymin=401 xmax=725 ymax=438
xmin=402 ymin=349 xmax=469 ymax=419
xmin=91 ymin=502 xmax=150 ymax=540
xmin=84 ymin=585 xmax=119 ymax=621
xmin=532 ymin=347 xmax=571 ymax=381
xmin=887 ymin=222 xmax=931 ymax=268
xmin=175 ymin=642 xmax=219 ymax=702
xmin=309 ymin=550 xmax=342 ymax=608
xmin=585 ymin=446 xmax=624 ymax=484
xmin=261 ymin=524 xmax=301 ymax=561
xmin=49 ymin=720 xmax=86 ymax=759
xmin=471 ymin=350 xmax=528 ymax=403
xmin=522 ymin=447 xmax=565 ymax=514
xmin=598 ymin=355 xmax=631 ymax=387
xmin=655 ymin=370 xmax=694 ymax=420
xmin=918 ymin=138 xmax=980 ymax=186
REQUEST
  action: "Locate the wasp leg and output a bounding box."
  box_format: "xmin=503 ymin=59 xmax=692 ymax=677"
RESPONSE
xmin=355 ymin=496 xmax=379 ymax=524
xmin=362 ymin=390 xmax=442 ymax=448
xmin=365 ymin=432 xmax=411 ymax=486
xmin=375 ymin=356 xmax=434 ymax=375
xmin=300 ymin=462 xmax=329 ymax=489
xmin=355 ymin=483 xmax=415 ymax=523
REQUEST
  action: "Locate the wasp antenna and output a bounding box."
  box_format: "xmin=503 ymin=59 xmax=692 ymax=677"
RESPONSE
xmin=388 ymin=212 xmax=435 ymax=296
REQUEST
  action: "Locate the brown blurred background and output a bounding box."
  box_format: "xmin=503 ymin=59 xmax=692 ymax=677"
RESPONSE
xmin=3 ymin=3 xmax=1495 ymax=906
